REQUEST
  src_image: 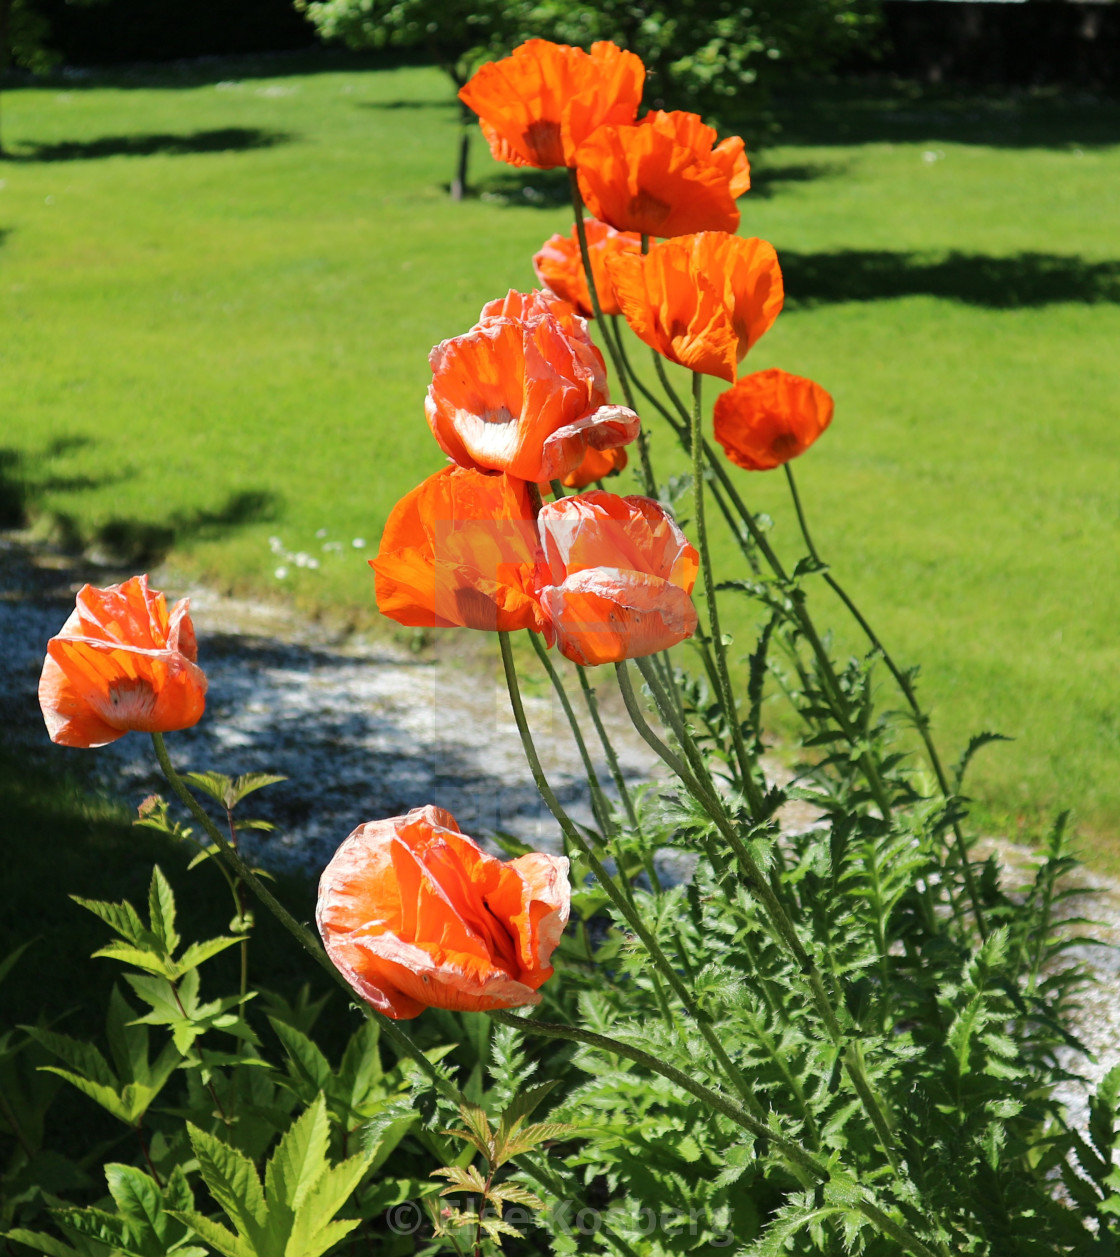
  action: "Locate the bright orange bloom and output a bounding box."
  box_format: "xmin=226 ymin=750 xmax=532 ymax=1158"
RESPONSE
xmin=427 ymin=291 xmax=640 ymax=482
xmin=459 ymin=39 xmax=644 ymax=170
xmin=317 ymin=805 xmax=570 ymax=1019
xmin=608 ymin=233 xmax=784 ymax=382
xmin=575 ymin=110 xmax=751 ymax=238
xmin=553 ymin=444 xmax=629 ymax=490
xmin=533 ymin=218 xmax=642 ymax=318
xmin=537 ymin=491 xmax=698 ymax=666
xmin=39 ymin=575 xmax=207 ymax=748
xmin=713 ymin=369 xmax=835 ymax=471
xmin=371 ymin=465 xmax=548 ymax=634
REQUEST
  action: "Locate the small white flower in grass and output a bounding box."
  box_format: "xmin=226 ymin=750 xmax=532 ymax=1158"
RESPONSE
xmin=352 ymin=538 xmax=366 ymax=549
xmin=275 ymin=566 xmax=288 ymax=579
xmin=316 ymin=528 xmax=328 ymax=538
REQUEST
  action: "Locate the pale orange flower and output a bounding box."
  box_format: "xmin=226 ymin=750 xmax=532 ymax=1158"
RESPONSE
xmin=537 ymin=491 xmax=698 ymax=666
xmin=607 ymin=233 xmax=784 ymax=382
xmin=460 ymin=39 xmax=644 ymax=170
xmin=317 ymin=805 xmax=570 ymax=1019
xmin=575 ymin=110 xmax=751 ymax=238
xmin=371 ymin=465 xmax=549 ymax=634
xmin=533 ymin=218 xmax=642 ymax=318
xmin=39 ymin=575 xmax=207 ymax=748
xmin=713 ymin=369 xmax=835 ymax=471
xmin=427 ymin=291 xmax=639 ymax=482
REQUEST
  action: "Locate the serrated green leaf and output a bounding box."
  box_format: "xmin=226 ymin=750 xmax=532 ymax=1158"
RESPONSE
xmin=265 ymin=1093 xmax=330 ymax=1215
xmin=147 ymin=866 xmax=180 ymax=956
xmin=38 ymin=1067 xmax=131 ymax=1124
xmin=270 ymin=1017 xmax=332 ymax=1097
xmin=285 ymin=1150 xmax=371 ymax=1257
xmin=168 ymin=1211 xmax=253 ymax=1257
xmin=187 ymin=1123 xmax=268 ymax=1248
xmin=169 ymin=936 xmax=242 ymax=980
xmin=4 ymin=1227 xmax=85 ymax=1256
xmin=0 ymin=939 xmax=35 ymax=989
xmin=432 ymin=1164 xmax=487 ymax=1194
xmin=231 ymin=773 xmax=288 ymax=804
xmin=70 ymin=895 xmax=148 ymax=946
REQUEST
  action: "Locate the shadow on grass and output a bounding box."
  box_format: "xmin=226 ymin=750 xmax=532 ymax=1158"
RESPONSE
xmin=357 ymin=97 xmax=454 ymax=111
xmin=12 ymin=127 xmax=292 ymax=162
xmin=781 ymin=249 xmax=1120 ymax=309
xmin=746 ymin=160 xmax=847 ymax=199
xmin=475 ymin=167 xmax=571 ymax=209
xmin=767 ymin=79 xmax=1120 ymax=151
xmin=1 ymin=438 xmax=282 ymax=563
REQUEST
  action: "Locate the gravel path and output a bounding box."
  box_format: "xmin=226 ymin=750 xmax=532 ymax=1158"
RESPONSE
xmin=0 ymin=533 xmax=664 ymax=875
xmin=3 ymin=531 xmax=1117 ymax=1138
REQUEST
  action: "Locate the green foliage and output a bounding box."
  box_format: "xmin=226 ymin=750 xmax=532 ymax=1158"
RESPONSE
xmin=169 ymin=1098 xmax=372 ymax=1257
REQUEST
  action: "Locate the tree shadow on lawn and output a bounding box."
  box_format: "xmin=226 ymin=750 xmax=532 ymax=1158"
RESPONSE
xmin=766 ymin=79 xmax=1120 ymax=151
xmin=12 ymin=127 xmax=292 ymax=163
xmin=1 ymin=436 xmax=282 ymax=564
xmin=782 ymin=249 xmax=1120 ymax=309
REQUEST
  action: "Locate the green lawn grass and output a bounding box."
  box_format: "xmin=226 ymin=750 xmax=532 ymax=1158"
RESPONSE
xmin=2 ymin=58 xmax=1118 ymax=862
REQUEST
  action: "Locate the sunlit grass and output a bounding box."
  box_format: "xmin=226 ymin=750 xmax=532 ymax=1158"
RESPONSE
xmin=1 ymin=60 xmax=1117 ymax=862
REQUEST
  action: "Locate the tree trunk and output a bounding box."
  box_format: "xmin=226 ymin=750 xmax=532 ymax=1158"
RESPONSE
xmin=450 ymin=114 xmax=471 ymax=202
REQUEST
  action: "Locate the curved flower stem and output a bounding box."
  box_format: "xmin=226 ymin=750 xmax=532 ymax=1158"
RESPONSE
xmin=783 ymin=464 xmax=986 ymax=939
xmin=487 ymin=1011 xmax=941 ymax=1257
xmin=615 ymin=661 xmax=905 ymax=1178
xmin=487 ymin=1010 xmax=814 ymax=1173
xmin=654 ymin=353 xmax=693 ymax=427
xmin=690 ymin=372 xmax=764 ymax=815
xmin=575 ymin=665 xmax=640 ymax=831
xmin=528 ymin=633 xmax=614 ymax=842
xmin=609 ymin=317 xmax=679 ymax=430
xmin=497 ymin=633 xmax=767 ymax=1122
xmin=150 ymin=732 xmax=460 ymax=1123
xmin=568 ymin=169 xmax=656 ymax=495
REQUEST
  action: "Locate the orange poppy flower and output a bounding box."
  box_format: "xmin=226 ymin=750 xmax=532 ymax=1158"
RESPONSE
xmin=550 ymin=444 xmax=629 ymax=491
xmin=537 ymin=491 xmax=698 ymax=666
xmin=39 ymin=574 xmax=207 ymax=748
xmin=317 ymin=805 xmax=570 ymax=1019
xmin=575 ymin=110 xmax=751 ymax=238
xmin=459 ymin=39 xmax=644 ymax=170
xmin=713 ymin=369 xmax=835 ymax=471
xmin=371 ymin=465 xmax=548 ymax=634
xmin=607 ymin=233 xmax=784 ymax=382
xmin=427 ymin=293 xmax=640 ymax=482
xmin=533 ymin=218 xmax=642 ymax=318
xmin=474 ymin=287 xmax=606 ymax=391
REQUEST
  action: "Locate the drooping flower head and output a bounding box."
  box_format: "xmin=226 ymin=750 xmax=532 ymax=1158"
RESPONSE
xmin=537 ymin=491 xmax=698 ymax=666
xmin=460 ymin=39 xmax=645 ymax=170
xmin=39 ymin=574 xmax=207 ymax=748
xmin=576 ymin=110 xmax=751 ymax=238
xmin=427 ymin=290 xmax=640 ymax=483
xmin=317 ymin=805 xmax=570 ymax=1019
xmin=713 ymin=370 xmax=835 ymax=471
xmin=608 ymin=233 xmax=784 ymax=382
xmin=533 ymin=218 xmax=642 ymax=319
xmin=372 ymin=465 xmax=549 ymax=634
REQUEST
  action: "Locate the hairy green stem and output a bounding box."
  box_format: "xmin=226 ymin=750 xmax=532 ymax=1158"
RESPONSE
xmin=487 ymin=1011 xmax=940 ymax=1257
xmin=498 ymin=634 xmax=766 ymax=1120
xmin=690 ymin=372 xmax=764 ymax=814
xmin=783 ymin=463 xmax=986 ymax=939
xmin=568 ymin=169 xmax=656 ymax=495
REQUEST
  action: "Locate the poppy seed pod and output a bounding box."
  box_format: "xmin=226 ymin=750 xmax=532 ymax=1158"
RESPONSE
xmin=317 ymin=805 xmax=570 ymax=1019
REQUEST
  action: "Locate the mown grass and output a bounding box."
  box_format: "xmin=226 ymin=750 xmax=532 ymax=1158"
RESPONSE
xmin=1 ymin=57 xmax=1118 ymax=862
